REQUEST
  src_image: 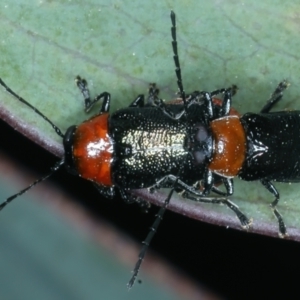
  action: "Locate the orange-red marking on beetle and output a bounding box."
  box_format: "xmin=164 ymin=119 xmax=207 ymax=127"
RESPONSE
xmin=209 ymin=116 xmax=246 ymax=177
xmin=73 ymin=113 xmax=114 ymax=186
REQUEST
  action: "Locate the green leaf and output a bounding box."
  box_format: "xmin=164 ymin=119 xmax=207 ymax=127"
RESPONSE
xmin=1 ymin=1 xmax=300 ymax=240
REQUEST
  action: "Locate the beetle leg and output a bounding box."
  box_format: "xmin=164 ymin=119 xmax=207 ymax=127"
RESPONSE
xmin=260 ymin=179 xmax=287 ymax=237
xmin=202 ymin=169 xmax=214 ymax=195
xmin=211 ymin=178 xmax=234 ymax=196
xmin=260 ymin=80 xmax=289 ymax=113
xmin=146 ymin=83 xmax=188 ymax=118
xmin=149 ymin=174 xmax=202 ymax=195
xmin=158 ymin=102 xmax=187 ymax=120
xmin=222 ymin=178 xmax=234 ymax=195
xmin=75 ymin=76 xmax=111 ymax=113
xmin=147 ymin=83 xmax=162 ymax=106
xmin=182 ymin=193 xmax=251 ymax=229
xmin=150 ymin=174 xmax=250 ymax=228
xmin=209 ymin=85 xmax=238 ymax=118
xmin=202 ymin=171 xmax=234 ymax=196
xmin=210 ymin=85 xmax=238 ymax=97
xmin=149 ymin=172 xmax=231 ymax=198
xmin=157 ymin=90 xmax=215 ymax=120
xmin=129 ymin=95 xmax=145 ymax=107
xmin=217 ymin=88 xmax=232 ymax=117
xmin=154 ymin=84 xmax=236 ymax=121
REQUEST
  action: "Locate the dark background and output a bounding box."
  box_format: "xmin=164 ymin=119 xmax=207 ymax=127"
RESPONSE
xmin=1 ymin=119 xmax=299 ymax=299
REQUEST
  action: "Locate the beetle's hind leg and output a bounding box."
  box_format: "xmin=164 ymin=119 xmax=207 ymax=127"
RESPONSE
xmin=182 ymin=192 xmax=251 ymax=229
xmin=260 ymin=179 xmax=287 ymax=237
xmin=149 ymin=175 xmax=251 ymax=229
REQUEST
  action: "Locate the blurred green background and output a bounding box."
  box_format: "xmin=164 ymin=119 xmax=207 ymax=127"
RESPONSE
xmin=0 ymin=159 xmax=206 ymax=300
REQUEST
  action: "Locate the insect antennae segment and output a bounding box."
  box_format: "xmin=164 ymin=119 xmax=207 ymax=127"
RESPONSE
xmin=0 ymin=158 xmax=65 ymax=211
xmin=127 ymin=181 xmax=177 ymax=289
xmin=0 ymin=78 xmax=66 ymax=211
xmin=170 ymin=11 xmax=187 ymax=111
xmin=128 ymin=11 xmax=189 ymax=288
xmin=0 ymin=78 xmax=64 ymax=138
xmin=1 ymin=8 xmax=295 ymax=291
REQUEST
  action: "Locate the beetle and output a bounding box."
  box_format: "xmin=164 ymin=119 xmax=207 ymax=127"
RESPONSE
xmin=0 ymin=11 xmax=296 ymax=288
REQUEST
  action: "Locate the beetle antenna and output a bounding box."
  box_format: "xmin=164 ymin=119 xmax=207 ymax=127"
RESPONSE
xmin=0 ymin=79 xmax=65 ymax=210
xmin=127 ymin=180 xmax=177 ymax=289
xmin=128 ymin=11 xmax=189 ymax=289
xmin=170 ymin=11 xmax=187 ymax=111
xmin=0 ymin=158 xmax=65 ymax=211
xmin=0 ymin=78 xmax=64 ymax=138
